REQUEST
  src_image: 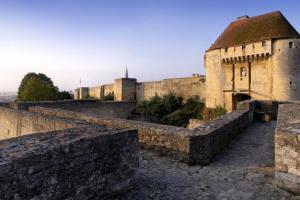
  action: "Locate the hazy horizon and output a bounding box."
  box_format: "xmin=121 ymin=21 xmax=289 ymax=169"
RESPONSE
xmin=1 ymin=0 xmax=299 ymax=92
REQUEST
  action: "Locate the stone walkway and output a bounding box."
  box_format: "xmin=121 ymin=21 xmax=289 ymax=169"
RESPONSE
xmin=113 ymin=121 xmax=299 ymax=200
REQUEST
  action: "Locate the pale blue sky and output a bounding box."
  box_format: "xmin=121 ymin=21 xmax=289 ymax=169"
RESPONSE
xmin=0 ymin=0 xmax=299 ymax=92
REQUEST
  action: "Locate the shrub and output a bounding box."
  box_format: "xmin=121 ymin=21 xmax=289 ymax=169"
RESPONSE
xmin=135 ymin=94 xmax=204 ymax=127
xmin=102 ymin=92 xmax=114 ymax=101
xmin=203 ymin=105 xmax=227 ymax=121
xmin=212 ymin=105 xmax=227 ymax=118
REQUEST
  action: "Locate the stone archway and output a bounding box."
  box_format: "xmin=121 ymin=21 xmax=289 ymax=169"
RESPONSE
xmin=232 ymin=93 xmax=251 ymax=110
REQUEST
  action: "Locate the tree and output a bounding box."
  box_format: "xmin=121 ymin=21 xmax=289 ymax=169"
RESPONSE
xmin=17 ymin=73 xmax=72 ymax=101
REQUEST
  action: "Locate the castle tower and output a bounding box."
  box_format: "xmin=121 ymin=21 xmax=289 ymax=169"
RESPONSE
xmin=205 ymin=11 xmax=300 ymax=111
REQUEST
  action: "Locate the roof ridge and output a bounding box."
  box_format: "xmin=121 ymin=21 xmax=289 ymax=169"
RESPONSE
xmin=207 ymin=11 xmax=300 ymax=51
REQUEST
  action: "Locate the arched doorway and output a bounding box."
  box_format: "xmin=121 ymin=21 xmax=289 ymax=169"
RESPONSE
xmin=232 ymin=93 xmax=251 ymax=110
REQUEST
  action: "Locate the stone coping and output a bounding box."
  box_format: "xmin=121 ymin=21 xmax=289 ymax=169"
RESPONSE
xmin=275 ymin=103 xmax=300 ymax=194
xmin=29 ymin=105 xmax=254 ymax=165
xmin=0 ymin=105 xmax=139 ymax=199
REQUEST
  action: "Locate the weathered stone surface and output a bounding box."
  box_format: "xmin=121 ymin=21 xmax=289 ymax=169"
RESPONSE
xmin=30 ymin=104 xmax=253 ymax=165
xmin=0 ymin=106 xmax=84 ymax=140
xmin=113 ymin=121 xmax=295 ymax=200
xmin=9 ymin=100 xmax=136 ymax=119
xmin=275 ymin=103 xmax=300 ymax=194
xmin=187 ymin=118 xmax=205 ymax=129
xmin=0 ymin=127 xmax=139 ymax=200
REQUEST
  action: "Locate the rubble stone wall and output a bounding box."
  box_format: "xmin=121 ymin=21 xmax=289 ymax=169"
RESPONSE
xmin=275 ymin=103 xmax=300 ymax=194
xmin=30 ymin=103 xmax=254 ymax=165
xmin=0 ymin=127 xmax=139 ymax=199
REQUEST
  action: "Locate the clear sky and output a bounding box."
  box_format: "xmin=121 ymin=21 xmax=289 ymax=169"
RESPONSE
xmin=0 ymin=0 xmax=299 ymax=92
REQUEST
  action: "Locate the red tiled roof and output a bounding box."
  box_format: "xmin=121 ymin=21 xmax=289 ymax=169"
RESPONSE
xmin=208 ymin=11 xmax=300 ymax=51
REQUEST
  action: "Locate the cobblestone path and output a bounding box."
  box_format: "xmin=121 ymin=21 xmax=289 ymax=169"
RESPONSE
xmin=114 ymin=121 xmax=299 ymax=200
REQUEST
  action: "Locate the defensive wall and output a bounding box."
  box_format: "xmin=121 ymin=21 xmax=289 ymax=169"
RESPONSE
xmin=275 ymin=103 xmax=300 ymax=194
xmin=0 ymin=105 xmax=139 ymax=199
xmin=75 ymin=75 xmax=206 ymax=102
xmin=7 ymin=100 xmax=136 ymax=119
xmin=2 ymin=100 xmax=300 ymax=195
xmin=29 ymin=101 xmax=254 ymax=165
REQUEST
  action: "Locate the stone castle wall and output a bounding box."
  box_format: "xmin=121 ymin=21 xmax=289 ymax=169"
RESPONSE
xmin=0 ymin=126 xmax=139 ymax=199
xmin=75 ymin=75 xmax=206 ymax=102
xmin=0 ymin=106 xmax=81 ymax=140
xmin=275 ymin=103 xmax=300 ymax=194
xmin=0 ymin=105 xmax=139 ymax=199
xmin=136 ymin=76 xmax=206 ymax=102
xmin=30 ymin=101 xmax=254 ymax=165
xmin=8 ymin=100 xmax=136 ymax=119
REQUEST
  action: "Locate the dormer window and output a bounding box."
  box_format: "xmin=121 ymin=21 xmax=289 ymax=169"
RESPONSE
xmin=289 ymin=42 xmax=293 ymax=48
xmin=225 ymin=48 xmax=228 ymax=52
xmin=242 ymin=45 xmax=246 ymax=50
xmin=262 ymin=41 xmax=267 ymax=47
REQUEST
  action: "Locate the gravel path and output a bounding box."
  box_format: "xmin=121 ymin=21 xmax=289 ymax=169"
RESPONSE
xmin=114 ymin=121 xmax=299 ymax=200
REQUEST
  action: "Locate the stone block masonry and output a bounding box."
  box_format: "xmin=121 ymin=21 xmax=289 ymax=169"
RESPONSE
xmin=0 ymin=106 xmax=83 ymax=140
xmin=275 ymin=103 xmax=300 ymax=194
xmin=0 ymin=105 xmax=139 ymax=199
xmin=30 ymin=103 xmax=254 ymax=165
xmin=0 ymin=127 xmax=139 ymax=199
xmin=8 ymin=100 xmax=136 ymax=119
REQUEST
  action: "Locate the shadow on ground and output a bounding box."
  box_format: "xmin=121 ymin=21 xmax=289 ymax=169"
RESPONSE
xmin=113 ymin=121 xmax=298 ymax=200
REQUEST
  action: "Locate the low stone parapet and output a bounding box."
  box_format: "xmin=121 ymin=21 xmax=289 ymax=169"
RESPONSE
xmin=0 ymin=105 xmax=139 ymax=199
xmin=9 ymin=100 xmax=136 ymax=119
xmin=275 ymin=104 xmax=300 ymax=194
xmin=0 ymin=126 xmax=139 ymax=199
xmin=30 ymin=105 xmax=254 ymax=165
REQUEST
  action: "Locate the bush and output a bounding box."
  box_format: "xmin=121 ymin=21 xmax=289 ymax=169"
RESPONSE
xmin=212 ymin=105 xmax=227 ymax=118
xmin=17 ymin=73 xmax=72 ymax=101
xmin=102 ymin=92 xmax=114 ymax=101
xmin=203 ymin=105 xmax=227 ymax=121
xmin=135 ymin=94 xmax=204 ymax=127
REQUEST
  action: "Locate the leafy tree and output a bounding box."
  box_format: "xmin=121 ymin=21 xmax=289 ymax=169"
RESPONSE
xmin=17 ymin=73 xmax=72 ymax=101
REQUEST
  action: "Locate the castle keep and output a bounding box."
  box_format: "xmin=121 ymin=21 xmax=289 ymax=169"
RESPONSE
xmin=205 ymin=11 xmax=300 ymax=111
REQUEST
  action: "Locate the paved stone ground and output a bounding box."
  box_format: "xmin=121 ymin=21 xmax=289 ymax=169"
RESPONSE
xmin=113 ymin=121 xmax=300 ymax=200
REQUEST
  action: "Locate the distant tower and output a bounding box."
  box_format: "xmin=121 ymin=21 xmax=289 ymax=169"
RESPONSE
xmin=125 ymin=67 xmax=128 ymax=78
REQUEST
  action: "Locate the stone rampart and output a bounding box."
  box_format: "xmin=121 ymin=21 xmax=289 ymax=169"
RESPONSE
xmin=30 ymin=103 xmax=254 ymax=165
xmin=0 ymin=105 xmax=139 ymax=199
xmin=0 ymin=127 xmax=139 ymax=199
xmin=136 ymin=76 xmax=206 ymax=102
xmin=275 ymin=103 xmax=300 ymax=194
xmin=75 ymin=75 xmax=206 ymax=102
xmin=0 ymin=106 xmax=82 ymax=140
xmin=9 ymin=100 xmax=136 ymax=119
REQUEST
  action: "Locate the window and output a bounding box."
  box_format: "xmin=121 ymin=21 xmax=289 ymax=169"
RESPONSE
xmin=262 ymin=41 xmax=267 ymax=47
xmin=289 ymin=42 xmax=293 ymax=48
xmin=242 ymin=45 xmax=246 ymax=50
xmin=240 ymin=67 xmax=247 ymax=80
xmin=225 ymin=48 xmax=228 ymax=52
